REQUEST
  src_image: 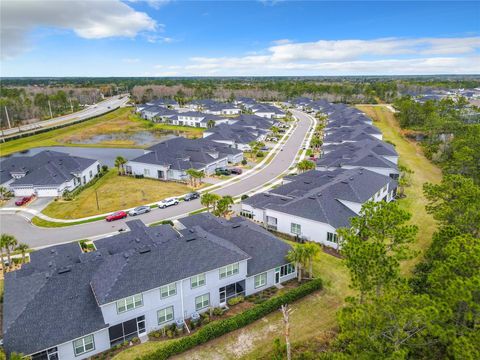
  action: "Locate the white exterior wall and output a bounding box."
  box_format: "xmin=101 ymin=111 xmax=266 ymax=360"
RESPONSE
xmin=265 ymin=209 xmax=340 ymax=248
xmin=53 ymin=328 xmax=110 ymax=360
xmin=341 ymin=165 xmax=399 ymax=178
xmin=241 ymin=203 xmax=265 ymax=223
xmin=245 ymin=267 xmax=296 ymax=296
xmin=127 ymin=161 xmax=170 ymax=180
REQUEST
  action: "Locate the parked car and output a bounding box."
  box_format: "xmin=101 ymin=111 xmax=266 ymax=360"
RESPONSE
xmin=158 ymin=197 xmax=179 ymax=208
xmin=230 ymin=168 xmax=243 ymax=175
xmin=106 ymin=211 xmax=128 ymax=222
xmin=15 ymin=196 xmax=33 ymax=206
xmin=184 ymin=192 xmax=200 ymax=201
xmin=128 ymin=206 xmax=151 ymax=216
xmin=260 ymin=146 xmax=270 ymax=151
xmin=215 ymin=168 xmax=231 ymax=176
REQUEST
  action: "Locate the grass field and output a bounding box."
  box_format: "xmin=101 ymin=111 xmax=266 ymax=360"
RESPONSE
xmin=0 ymin=108 xmax=204 ymax=156
xmin=113 ymin=250 xmax=350 ymax=360
xmin=41 ymin=170 xmax=195 ymax=219
xmin=357 ymin=105 xmax=442 ymax=273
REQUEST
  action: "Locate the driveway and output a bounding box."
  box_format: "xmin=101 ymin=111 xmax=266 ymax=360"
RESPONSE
xmin=0 ymin=110 xmax=313 ymax=248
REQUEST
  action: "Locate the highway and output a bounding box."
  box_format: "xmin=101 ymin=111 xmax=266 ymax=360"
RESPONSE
xmin=0 ymin=95 xmax=130 ymax=138
xmin=0 ymin=110 xmax=312 ymax=249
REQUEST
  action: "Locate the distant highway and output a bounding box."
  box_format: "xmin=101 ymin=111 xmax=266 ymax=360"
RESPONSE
xmin=0 ymin=95 xmax=130 ymax=138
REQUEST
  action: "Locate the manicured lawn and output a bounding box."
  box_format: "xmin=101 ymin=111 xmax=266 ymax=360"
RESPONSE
xmin=41 ymin=170 xmax=195 ymax=219
xmin=0 ymin=108 xmax=204 ymax=156
xmin=357 ymin=105 xmax=443 ymax=273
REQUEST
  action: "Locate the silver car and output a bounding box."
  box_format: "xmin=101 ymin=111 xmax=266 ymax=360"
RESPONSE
xmin=129 ymin=206 xmax=151 ymax=216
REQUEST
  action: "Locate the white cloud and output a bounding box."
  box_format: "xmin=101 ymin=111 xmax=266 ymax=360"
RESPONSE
xmin=1 ymin=0 xmax=157 ymax=58
xmin=146 ymin=35 xmax=174 ymax=43
xmin=179 ymin=37 xmax=480 ymax=75
xmin=122 ymin=58 xmax=141 ymax=63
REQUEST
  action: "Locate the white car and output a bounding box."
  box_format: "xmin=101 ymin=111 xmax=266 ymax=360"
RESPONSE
xmin=158 ymin=197 xmax=179 ymax=209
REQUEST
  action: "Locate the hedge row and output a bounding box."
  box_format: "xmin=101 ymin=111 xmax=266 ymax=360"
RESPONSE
xmin=137 ymin=278 xmax=323 ymax=360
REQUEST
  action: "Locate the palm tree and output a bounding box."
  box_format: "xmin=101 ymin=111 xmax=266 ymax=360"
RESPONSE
xmin=207 ymin=119 xmax=216 ymax=129
xmin=1 ymin=233 xmax=18 ymax=271
xmin=286 ymin=245 xmax=307 ymax=283
xmin=0 ymin=186 xmax=12 ymax=201
xmin=16 ymin=243 xmax=30 ymax=264
xmin=297 ymin=159 xmax=316 ymax=173
xmin=200 ymin=193 xmax=221 ymax=213
xmin=185 ymin=169 xmax=205 ymax=188
xmin=304 ymin=243 xmax=320 ymax=278
xmin=310 ymin=136 xmax=322 ymax=150
xmin=114 ymin=156 xmax=127 ymax=175
xmin=214 ymin=195 xmax=234 ymax=218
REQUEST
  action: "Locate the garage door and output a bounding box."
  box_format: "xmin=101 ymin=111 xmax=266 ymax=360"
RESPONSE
xmin=13 ymin=187 xmax=35 ymax=197
xmin=36 ymin=188 xmax=60 ymax=197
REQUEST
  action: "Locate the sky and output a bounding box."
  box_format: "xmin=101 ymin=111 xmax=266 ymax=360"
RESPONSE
xmin=1 ymin=0 xmax=479 ymax=76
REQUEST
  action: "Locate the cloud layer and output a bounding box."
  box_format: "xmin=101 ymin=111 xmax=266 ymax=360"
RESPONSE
xmin=1 ymin=0 xmax=157 ymax=58
xmin=182 ymin=37 xmax=480 ymax=75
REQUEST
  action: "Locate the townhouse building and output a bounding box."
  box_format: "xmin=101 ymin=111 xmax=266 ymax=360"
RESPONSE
xmin=242 ymin=168 xmax=396 ymax=248
xmin=0 ymin=150 xmax=100 ymax=197
xmin=125 ymin=137 xmax=243 ymax=181
xmin=3 ymin=215 xmax=295 ymax=360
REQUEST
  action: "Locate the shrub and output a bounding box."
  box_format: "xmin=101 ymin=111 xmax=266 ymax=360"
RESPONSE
xmin=160 ymin=220 xmax=174 ymax=226
xmin=241 ymin=159 xmax=248 ymax=165
xmin=227 ymin=296 xmax=244 ymax=306
xmin=256 ymin=151 xmax=265 ymax=158
xmin=241 ymin=194 xmax=249 ymax=200
xmin=138 ymin=279 xmax=323 ymax=360
xmin=212 ymin=307 xmax=224 ymax=316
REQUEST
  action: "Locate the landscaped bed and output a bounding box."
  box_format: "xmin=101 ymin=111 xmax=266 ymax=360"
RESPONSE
xmin=41 ymin=169 xmax=198 ymax=219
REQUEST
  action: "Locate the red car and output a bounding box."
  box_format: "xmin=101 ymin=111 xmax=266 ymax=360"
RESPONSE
xmin=15 ymin=196 xmax=33 ymax=206
xmin=106 ymin=211 xmax=127 ymax=222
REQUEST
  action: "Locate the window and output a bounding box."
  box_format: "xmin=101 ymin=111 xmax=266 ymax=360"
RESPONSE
xmin=144 ymin=168 xmax=150 ymax=176
xmin=291 ymin=223 xmax=301 ymax=235
xmin=89 ymin=170 xmax=93 ymax=178
xmin=157 ymin=306 xmax=174 ymax=324
xmin=195 ymin=293 xmax=210 ymax=310
xmin=277 ymin=263 xmax=295 ymax=278
xmin=73 ymin=334 xmax=95 ymax=356
xmin=160 ymin=283 xmax=177 ymax=299
xmin=116 ymin=294 xmax=143 ymax=314
xmin=191 ymin=273 xmax=206 ymax=288
xmin=219 ymin=263 xmax=239 ymax=279
xmin=327 ymin=232 xmax=338 ymax=243
xmin=254 ymin=272 xmax=267 ymax=288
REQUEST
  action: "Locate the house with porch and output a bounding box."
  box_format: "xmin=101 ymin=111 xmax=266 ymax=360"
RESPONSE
xmin=2 ymin=215 xmax=295 ymax=360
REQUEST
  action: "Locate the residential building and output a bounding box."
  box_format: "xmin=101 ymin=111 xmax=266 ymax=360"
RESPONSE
xmin=203 ymin=123 xmax=267 ymax=151
xmin=2 ymin=215 xmax=295 ymax=359
xmin=251 ymin=104 xmax=285 ymax=119
xmin=0 ymin=150 xmax=100 ymax=197
xmin=241 ymin=168 xmax=396 ymax=248
xmin=125 ymin=137 xmax=243 ymax=181
xmin=170 ymin=111 xmax=230 ymax=128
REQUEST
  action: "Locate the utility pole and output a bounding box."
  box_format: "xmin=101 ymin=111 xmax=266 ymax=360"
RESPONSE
xmin=48 ymin=100 xmax=53 ymax=119
xmin=4 ymin=106 xmax=12 ymax=128
xmin=95 ymin=189 xmax=100 ymax=210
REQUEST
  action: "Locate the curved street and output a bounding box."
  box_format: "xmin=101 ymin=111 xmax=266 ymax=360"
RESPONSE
xmin=0 ymin=110 xmax=313 ymax=248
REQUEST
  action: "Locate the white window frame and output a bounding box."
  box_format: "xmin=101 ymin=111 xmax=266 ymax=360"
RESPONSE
xmin=73 ymin=334 xmax=95 ymax=357
xmin=160 ymin=282 xmax=177 ymax=299
xmin=254 ymin=272 xmax=268 ymax=289
xmin=277 ymin=263 xmax=295 ymax=278
xmin=219 ymin=263 xmax=239 ymax=279
xmin=157 ymin=306 xmax=174 ymax=325
xmin=190 ymin=273 xmax=206 ymax=289
xmin=291 ymin=223 xmax=301 ymax=235
xmin=144 ymin=168 xmax=150 ymax=176
xmin=116 ymin=294 xmax=143 ymax=314
xmin=327 ymin=232 xmax=338 ymax=243
xmin=195 ymin=293 xmax=210 ymax=311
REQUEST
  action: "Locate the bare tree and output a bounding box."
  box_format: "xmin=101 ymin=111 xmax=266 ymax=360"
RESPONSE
xmin=280 ymin=304 xmax=292 ymax=360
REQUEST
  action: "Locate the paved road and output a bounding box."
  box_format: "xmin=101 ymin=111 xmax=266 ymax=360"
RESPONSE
xmin=0 ymin=110 xmax=312 ymax=248
xmin=0 ymin=95 xmax=130 ymax=138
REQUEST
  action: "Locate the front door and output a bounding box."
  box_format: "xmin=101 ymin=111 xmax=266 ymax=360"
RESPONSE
xmin=219 ymin=287 xmax=226 ymax=306
xmin=137 ymin=315 xmax=146 ymax=336
xmin=274 ymin=268 xmax=280 ymax=284
xmin=157 ymin=170 xmax=165 ymax=179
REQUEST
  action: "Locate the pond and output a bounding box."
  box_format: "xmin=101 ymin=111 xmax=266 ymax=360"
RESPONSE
xmin=72 ymin=130 xmax=179 ymax=146
xmin=0 ymin=146 xmax=147 ymax=167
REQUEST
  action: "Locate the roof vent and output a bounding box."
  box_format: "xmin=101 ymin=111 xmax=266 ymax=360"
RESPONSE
xmin=341 ymin=180 xmax=348 ymax=184
xmin=57 ymin=267 xmax=71 ymax=274
xmin=232 ymin=224 xmax=241 ymax=229
xmin=350 ymin=177 xmax=354 ymax=180
xmin=139 ymin=248 xmax=151 ymax=254
xmin=317 ymin=193 xmax=322 ymax=197
xmin=308 ymin=196 xmax=316 ymax=200
xmin=123 ymin=253 xmax=129 ymax=259
xmin=186 ymin=236 xmax=197 ymax=242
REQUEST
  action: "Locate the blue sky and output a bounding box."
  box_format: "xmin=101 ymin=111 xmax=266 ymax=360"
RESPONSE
xmin=1 ymin=1 xmax=479 ymax=76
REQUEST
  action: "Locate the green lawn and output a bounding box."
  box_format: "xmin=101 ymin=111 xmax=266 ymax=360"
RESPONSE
xmin=41 ymin=170 xmax=195 ymax=219
xmin=0 ymin=108 xmax=204 ymax=156
xmin=357 ymin=105 xmax=443 ymax=273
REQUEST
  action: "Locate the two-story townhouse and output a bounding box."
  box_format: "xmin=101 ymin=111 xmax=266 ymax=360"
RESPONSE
xmin=241 ymin=168 xmax=397 ymax=248
xmin=203 ymin=103 xmax=242 ymax=116
xmin=0 ymin=150 xmax=101 ymax=197
xmin=322 ymin=138 xmax=399 ymax=165
xmin=171 ymin=111 xmax=230 ymax=128
xmin=3 ymin=215 xmax=295 ymax=360
xmin=140 ymin=106 xmax=178 ymax=122
xmin=251 ymin=104 xmax=286 ymax=119
xmin=125 ymin=137 xmax=243 ymax=181
xmin=203 ymin=123 xmax=266 ymax=151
